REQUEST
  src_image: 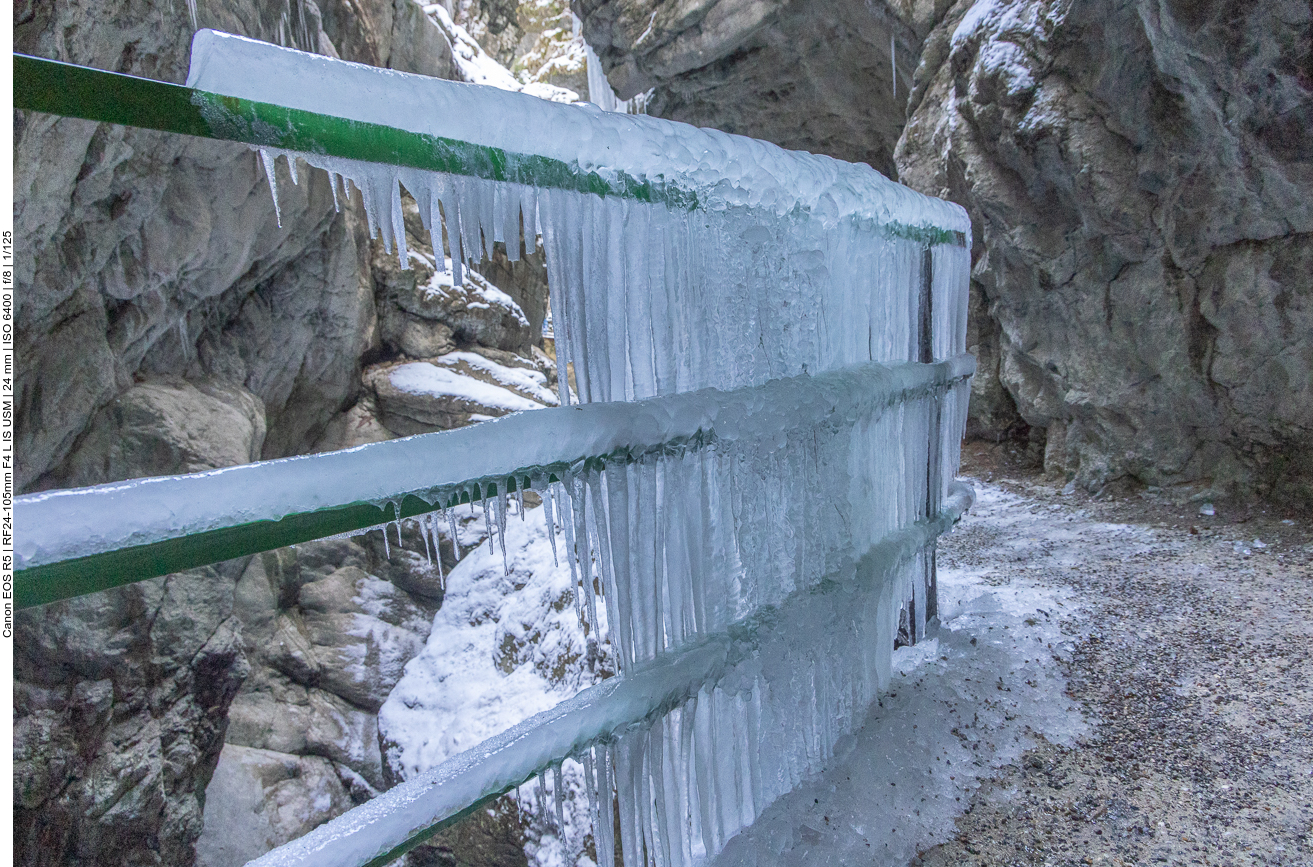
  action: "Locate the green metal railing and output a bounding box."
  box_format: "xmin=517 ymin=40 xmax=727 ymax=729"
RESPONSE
xmin=13 ymin=53 xmax=967 ymax=247
xmin=14 ymin=42 xmax=974 ymax=867
xmin=14 ymin=53 xmax=697 ymax=209
xmin=14 ymin=356 xmax=974 ymax=609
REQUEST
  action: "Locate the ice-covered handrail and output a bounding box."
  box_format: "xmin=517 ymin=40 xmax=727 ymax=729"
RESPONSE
xmin=246 ymin=483 xmax=974 ymax=867
xmin=13 ymin=47 xmax=966 ymax=247
xmin=13 ymin=356 xmax=973 ymax=608
xmin=15 ymin=30 xmax=976 ymax=867
xmin=12 ymin=53 xmax=694 ymax=211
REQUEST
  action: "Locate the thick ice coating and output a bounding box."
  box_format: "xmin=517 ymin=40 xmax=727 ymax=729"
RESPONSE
xmin=16 ymin=31 xmax=979 ymax=867
xmin=246 ymin=484 xmax=974 ymax=867
xmin=185 ymin=30 xmax=971 ymax=404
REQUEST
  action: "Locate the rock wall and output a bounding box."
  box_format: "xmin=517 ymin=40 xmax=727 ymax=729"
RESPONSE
xmin=896 ymin=0 xmax=1313 ymax=500
xmin=577 ymin=0 xmax=1313 ymax=502
xmin=13 ymin=0 xmax=553 ymax=863
xmin=574 ymin=0 xmax=957 ymax=177
xmin=14 ymin=0 xmax=456 ymax=495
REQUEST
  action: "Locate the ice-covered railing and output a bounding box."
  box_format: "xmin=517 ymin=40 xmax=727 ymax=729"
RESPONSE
xmin=14 ymin=30 xmax=974 ymax=867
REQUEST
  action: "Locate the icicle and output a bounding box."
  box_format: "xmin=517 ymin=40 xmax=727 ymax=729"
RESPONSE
xmin=496 ymin=483 xmax=510 ymax=574
xmin=552 ymin=763 xmax=566 ymax=836
xmin=430 ymin=513 xmax=446 ymax=589
xmin=446 ymin=505 xmax=462 ymax=561
xmin=258 ymin=149 xmax=282 ymax=228
xmin=390 ymin=176 xmax=409 ymax=268
xmin=392 ymin=501 xmax=404 ymax=551
xmin=559 ymin=477 xmax=582 ymax=605
xmin=481 ymin=492 xmax=494 ymax=555
xmin=420 ymin=514 xmax=433 ymax=565
xmin=286 ymin=153 xmax=299 ymax=186
xmin=594 ymin=745 xmax=617 ymax=867
xmin=535 ymin=770 xmax=550 ymax=831
xmin=515 ymin=481 xmax=525 ymax=521
xmin=542 ymin=482 xmax=559 ymax=568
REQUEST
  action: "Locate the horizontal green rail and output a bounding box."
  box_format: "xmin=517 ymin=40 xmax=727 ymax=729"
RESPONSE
xmin=249 ymin=482 xmax=976 ymax=867
xmin=14 ymin=356 xmax=975 ymax=609
xmin=12 ymin=53 xmax=967 ymax=247
xmin=12 ymin=53 xmax=696 ymax=209
xmin=15 ymin=488 xmax=498 ymax=610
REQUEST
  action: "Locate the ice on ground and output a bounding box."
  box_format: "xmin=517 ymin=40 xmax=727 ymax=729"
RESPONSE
xmin=389 ymin=362 xmax=546 ymax=414
xmin=712 ymin=482 xmax=1091 ymax=866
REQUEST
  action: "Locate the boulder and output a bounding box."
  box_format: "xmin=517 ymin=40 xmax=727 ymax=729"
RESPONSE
xmin=193 ymin=745 xmax=355 ymax=867
xmin=55 ymin=377 xmax=266 ymax=488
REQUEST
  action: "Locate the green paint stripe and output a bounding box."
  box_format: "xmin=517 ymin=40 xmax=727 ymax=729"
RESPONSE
xmin=13 ymin=53 xmax=966 ymax=245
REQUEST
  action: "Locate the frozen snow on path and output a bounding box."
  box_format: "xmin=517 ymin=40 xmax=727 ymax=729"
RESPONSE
xmin=713 ymin=482 xmax=1094 ymax=866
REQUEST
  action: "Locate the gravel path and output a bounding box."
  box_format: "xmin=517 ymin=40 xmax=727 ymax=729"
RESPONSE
xmin=917 ymin=447 xmax=1313 ymax=867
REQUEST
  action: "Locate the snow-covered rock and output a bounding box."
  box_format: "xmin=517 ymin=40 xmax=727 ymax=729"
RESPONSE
xmin=366 ymin=347 xmax=555 ymax=434
xmin=381 ymin=503 xmax=609 ymax=867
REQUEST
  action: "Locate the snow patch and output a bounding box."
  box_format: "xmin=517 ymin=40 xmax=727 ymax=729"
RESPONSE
xmin=380 ymin=503 xmax=606 ymax=776
xmin=389 ymin=363 xmax=545 ymax=413
xmin=434 ymin=351 xmax=559 ymax=406
xmin=380 ymin=502 xmax=608 ymax=867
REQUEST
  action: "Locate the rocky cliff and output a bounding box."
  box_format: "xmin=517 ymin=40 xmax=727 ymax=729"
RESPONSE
xmin=13 ymin=1 xmax=558 ymax=864
xmin=577 ymin=0 xmax=1313 ymax=502
xmin=573 ymin=0 xmax=950 ymax=176
xmin=897 ymin=0 xmax=1312 ymax=500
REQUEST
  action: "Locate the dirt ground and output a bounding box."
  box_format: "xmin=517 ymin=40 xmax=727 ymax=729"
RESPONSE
xmin=913 ymin=443 xmax=1313 ymax=867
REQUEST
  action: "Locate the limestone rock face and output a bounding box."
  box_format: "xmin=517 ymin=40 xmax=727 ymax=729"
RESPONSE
xmin=895 ymin=0 xmax=1313 ymax=499
xmin=14 ymin=0 xmax=456 ymax=493
xmin=56 ymin=378 xmax=266 ymax=487
xmin=219 ymin=542 xmax=442 ymax=798
xmin=14 ymin=564 xmax=249 ymax=867
xmin=192 ymin=745 xmax=355 ymax=867
xmin=574 ymin=0 xmax=957 ymax=176
xmin=13 ymin=0 xmax=458 ymax=863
